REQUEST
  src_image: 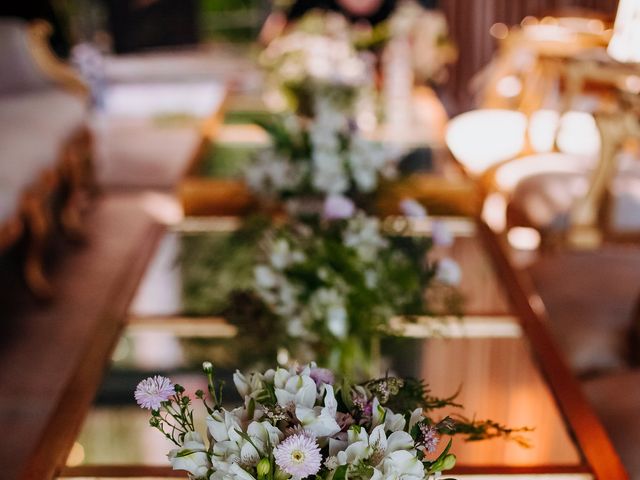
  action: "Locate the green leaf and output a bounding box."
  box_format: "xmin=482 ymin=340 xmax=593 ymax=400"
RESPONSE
xmin=332 ymin=465 xmax=348 ymax=480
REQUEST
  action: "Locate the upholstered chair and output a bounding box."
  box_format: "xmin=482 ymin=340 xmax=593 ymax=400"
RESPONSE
xmin=0 ymin=18 xmax=90 ymax=297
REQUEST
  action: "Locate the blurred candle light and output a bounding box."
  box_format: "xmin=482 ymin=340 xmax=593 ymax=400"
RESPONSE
xmin=529 ymin=110 xmax=560 ymax=153
xmin=624 ymin=74 xmax=640 ymax=93
xmin=482 ymin=192 xmax=508 ymax=233
xmin=508 ymin=227 xmax=541 ymax=250
xmin=489 ymin=22 xmax=509 ymax=40
xmin=556 ymin=111 xmax=600 ymax=157
xmin=66 ymin=442 xmax=85 ymax=466
xmin=496 ymin=75 xmax=522 ymax=98
xmin=608 ymin=0 xmax=640 ymax=63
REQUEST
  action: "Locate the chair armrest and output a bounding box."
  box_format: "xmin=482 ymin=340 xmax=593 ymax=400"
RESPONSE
xmin=26 ymin=20 xmax=89 ymax=97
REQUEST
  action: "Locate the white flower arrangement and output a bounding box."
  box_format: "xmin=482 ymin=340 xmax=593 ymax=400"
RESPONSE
xmin=252 ymin=213 xmax=395 ymax=343
xmin=135 ymin=363 xmax=463 ymax=480
xmin=389 ymin=2 xmax=457 ymax=85
xmin=246 ymin=112 xmax=395 ymax=205
xmin=260 ymin=24 xmax=373 ymax=118
xmin=240 ymin=210 xmax=467 ymax=379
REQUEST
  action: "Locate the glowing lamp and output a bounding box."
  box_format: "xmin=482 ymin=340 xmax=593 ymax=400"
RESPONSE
xmin=445 ymin=109 xmax=527 ymax=176
xmin=608 ymin=0 xmax=640 ymax=63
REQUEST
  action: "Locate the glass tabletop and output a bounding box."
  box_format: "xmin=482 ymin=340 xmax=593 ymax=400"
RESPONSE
xmin=60 ymin=218 xmax=590 ymax=479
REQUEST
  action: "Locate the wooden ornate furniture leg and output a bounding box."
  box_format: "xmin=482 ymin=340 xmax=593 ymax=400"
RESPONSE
xmin=23 ymin=190 xmax=53 ymax=299
xmin=60 ymin=146 xmax=87 ymax=242
xmin=567 ymin=111 xmax=636 ymax=248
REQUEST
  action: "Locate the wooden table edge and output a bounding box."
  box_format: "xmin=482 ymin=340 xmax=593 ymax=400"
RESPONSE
xmin=476 ymin=218 xmax=629 ymax=480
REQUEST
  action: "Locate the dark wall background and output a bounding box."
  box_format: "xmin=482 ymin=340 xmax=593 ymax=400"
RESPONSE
xmin=107 ymin=0 xmax=199 ymax=53
xmin=0 ymin=0 xmax=621 ymax=107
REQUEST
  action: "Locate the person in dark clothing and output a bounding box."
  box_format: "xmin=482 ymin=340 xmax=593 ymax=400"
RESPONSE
xmin=261 ymin=0 xmax=439 ymax=44
xmin=287 ymin=0 xmax=396 ymax=26
xmin=286 ymin=0 xmax=439 ymax=25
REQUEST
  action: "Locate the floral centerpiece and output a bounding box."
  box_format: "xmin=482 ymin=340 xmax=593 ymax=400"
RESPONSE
xmin=235 ymin=204 xmax=461 ymax=378
xmin=388 ymin=2 xmax=457 ymax=85
xmin=135 ymin=363 xmax=529 ymax=480
xmin=246 ymin=112 xmax=396 ymax=214
xmin=260 ymin=14 xmax=374 ymax=119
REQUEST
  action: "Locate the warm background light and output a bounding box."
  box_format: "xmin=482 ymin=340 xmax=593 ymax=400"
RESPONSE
xmin=608 ymin=0 xmax=640 ymax=62
xmin=446 ymin=109 xmax=527 ymax=175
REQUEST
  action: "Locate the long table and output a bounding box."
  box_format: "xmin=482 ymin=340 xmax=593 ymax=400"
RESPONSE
xmin=53 ymin=213 xmax=626 ymax=479
xmin=48 ymin=82 xmax=627 ymax=479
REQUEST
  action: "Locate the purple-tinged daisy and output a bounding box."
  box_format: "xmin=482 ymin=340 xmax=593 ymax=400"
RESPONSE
xmin=419 ymin=424 xmax=440 ymax=453
xmin=274 ymin=432 xmax=322 ymax=479
xmin=134 ymin=375 xmax=175 ymax=410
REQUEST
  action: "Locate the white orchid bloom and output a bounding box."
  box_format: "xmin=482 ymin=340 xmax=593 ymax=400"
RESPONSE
xmin=229 ymin=462 xmax=258 ymax=480
xmin=336 ymin=426 xmax=371 ymax=465
xmin=247 ymin=421 xmax=283 ymax=454
xmin=275 ymin=371 xmax=317 ymax=408
xmin=374 ymin=450 xmax=425 ymax=480
xmin=233 ymin=371 xmax=250 ymax=398
xmin=207 ymin=409 xmax=241 ymax=443
xmin=167 ymin=431 xmax=210 ymax=479
xmin=369 ymin=425 xmax=415 ymax=464
xmin=296 ymin=384 xmax=341 ymax=438
xmin=408 ymin=408 xmax=424 ymax=431
xmin=371 ymin=397 xmax=387 ymax=428
xmin=385 ymin=410 xmax=407 ymax=433
xmin=233 ymin=372 xmax=271 ymax=402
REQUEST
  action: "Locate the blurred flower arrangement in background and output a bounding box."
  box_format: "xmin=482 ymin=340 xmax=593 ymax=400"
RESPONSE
xmin=218 ymin=201 xmax=461 ymax=380
xmin=246 ymin=112 xmax=395 ymax=212
xmin=260 ymin=14 xmax=375 ymax=119
xmin=180 ymin=204 xmax=463 ymax=379
xmin=388 ymin=2 xmax=457 ymax=85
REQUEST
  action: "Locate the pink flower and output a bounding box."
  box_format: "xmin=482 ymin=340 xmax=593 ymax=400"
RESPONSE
xmin=431 ymin=220 xmax=453 ymax=247
xmin=323 ymin=195 xmax=355 ymax=220
xmin=134 ymin=375 xmax=175 ymax=410
xmin=274 ymin=432 xmax=322 ymax=479
xmin=435 ymin=257 xmax=461 ymax=286
xmin=309 ymin=367 xmax=335 ymax=386
xmin=399 ymin=198 xmax=427 ymax=218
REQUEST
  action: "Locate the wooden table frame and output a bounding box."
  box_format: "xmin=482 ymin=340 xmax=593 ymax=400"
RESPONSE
xmin=476 ymin=220 xmax=628 ymax=480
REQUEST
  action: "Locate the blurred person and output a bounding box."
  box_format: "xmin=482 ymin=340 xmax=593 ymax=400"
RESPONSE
xmin=261 ymin=0 xmax=438 ymax=44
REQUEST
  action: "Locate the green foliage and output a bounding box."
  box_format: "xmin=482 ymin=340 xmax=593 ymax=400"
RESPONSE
xmin=450 ymin=416 xmax=534 ymax=447
xmin=180 ymin=216 xmax=271 ymax=315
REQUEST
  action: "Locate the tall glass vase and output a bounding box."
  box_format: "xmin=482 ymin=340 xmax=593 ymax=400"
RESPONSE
xmin=325 ymin=335 xmax=381 ymax=382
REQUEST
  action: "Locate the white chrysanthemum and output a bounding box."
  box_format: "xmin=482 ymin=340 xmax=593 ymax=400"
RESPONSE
xmin=134 ymin=375 xmax=174 ymax=410
xmin=274 ymin=433 xmax=322 ymax=479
